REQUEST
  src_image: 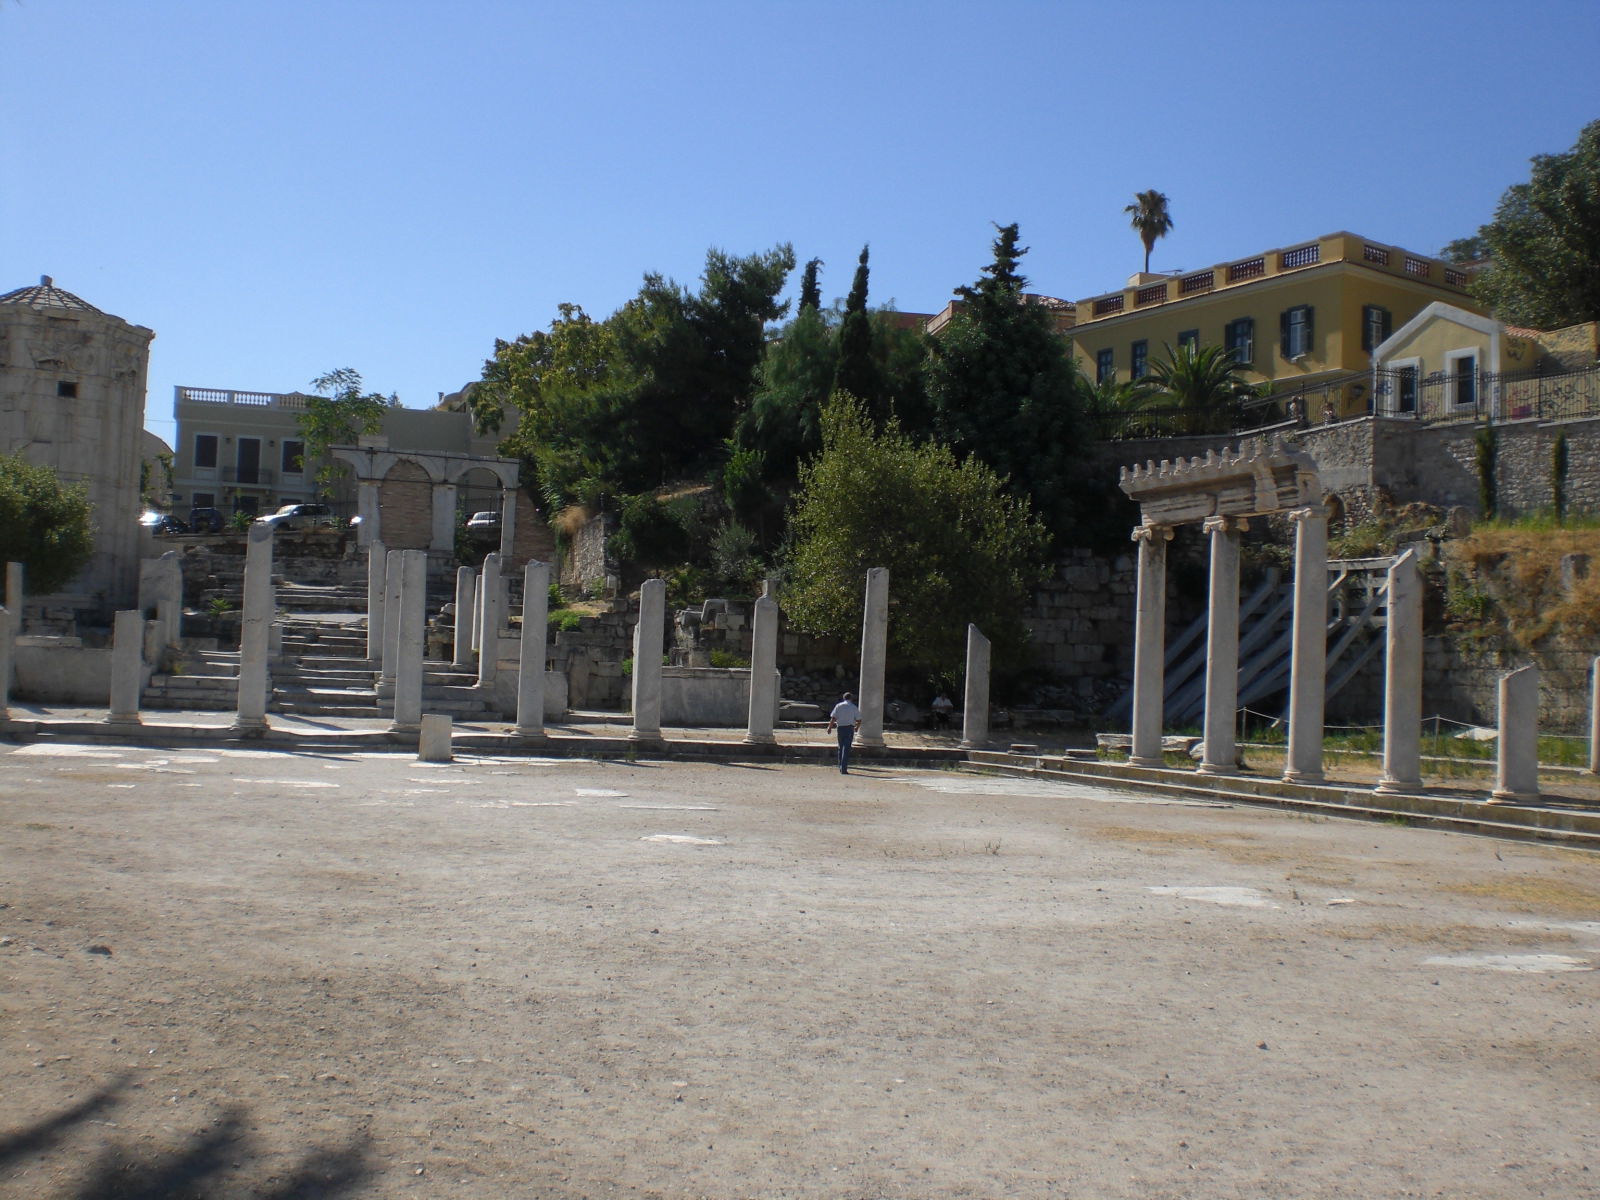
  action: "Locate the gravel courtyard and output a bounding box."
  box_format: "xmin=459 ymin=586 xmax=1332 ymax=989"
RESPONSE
xmin=2 ymin=743 xmax=1597 ymax=1199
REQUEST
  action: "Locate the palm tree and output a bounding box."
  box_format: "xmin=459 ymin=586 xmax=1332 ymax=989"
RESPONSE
xmin=1146 ymin=342 xmax=1259 ymax=434
xmin=1124 ymin=190 xmax=1174 ymax=274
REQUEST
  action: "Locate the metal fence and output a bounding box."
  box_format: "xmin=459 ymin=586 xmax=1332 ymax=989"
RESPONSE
xmin=1376 ymin=362 xmax=1600 ymax=426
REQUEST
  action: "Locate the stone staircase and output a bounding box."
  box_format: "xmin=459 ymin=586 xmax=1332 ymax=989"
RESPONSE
xmin=271 ymin=618 xmax=380 ymax=717
xmin=142 ymin=648 xmax=242 ymax=711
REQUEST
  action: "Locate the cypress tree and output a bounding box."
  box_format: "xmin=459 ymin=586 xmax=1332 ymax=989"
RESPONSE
xmin=833 ymin=244 xmax=883 ymax=419
xmin=798 ymin=257 xmax=823 ymax=314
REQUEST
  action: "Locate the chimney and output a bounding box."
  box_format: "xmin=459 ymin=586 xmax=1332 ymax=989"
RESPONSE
xmin=41 ymin=275 xmax=53 ymax=287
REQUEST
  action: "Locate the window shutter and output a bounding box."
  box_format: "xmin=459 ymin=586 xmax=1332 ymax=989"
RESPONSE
xmin=1280 ymin=310 xmax=1291 ymax=358
xmin=1304 ymin=306 xmax=1314 ymax=354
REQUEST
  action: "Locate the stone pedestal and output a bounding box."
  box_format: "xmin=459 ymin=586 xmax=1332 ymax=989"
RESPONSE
xmin=453 ymin=567 xmax=476 ymax=670
xmin=430 ymin=483 xmax=458 ymax=552
xmin=1490 ymin=665 xmax=1541 ymax=804
xmin=1590 ymin=656 xmax=1600 ymax=776
xmin=960 ymin=624 xmax=991 ymax=750
xmin=381 ymin=550 xmax=402 ymax=684
xmin=365 ymin=539 xmax=387 ymax=665
xmin=419 ymin=713 xmax=452 ymax=763
xmin=1198 ymin=515 xmax=1245 ymax=776
xmin=477 ymin=553 xmax=504 ymax=686
xmin=630 ymin=577 xmax=665 ymax=742
xmin=1375 ymin=550 xmax=1422 ymax=795
xmin=744 ymin=594 xmax=779 ymax=744
xmin=857 ymin=567 xmax=889 ymax=748
xmin=0 ymin=604 xmax=10 ymax=718
xmin=138 ymin=552 xmax=184 ymax=648
xmin=1284 ymin=505 xmax=1328 ymax=783
xmin=516 ymin=561 xmax=550 ymax=740
xmin=391 ymin=550 xmax=428 ymax=733
xmin=233 ymin=523 xmax=275 ymax=734
xmin=1129 ymin=522 xmax=1172 ymax=767
xmin=107 ymin=610 xmax=145 ymax=726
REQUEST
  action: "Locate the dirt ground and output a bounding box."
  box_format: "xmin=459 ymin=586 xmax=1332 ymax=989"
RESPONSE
xmin=2 ymin=743 xmax=1598 ymax=1200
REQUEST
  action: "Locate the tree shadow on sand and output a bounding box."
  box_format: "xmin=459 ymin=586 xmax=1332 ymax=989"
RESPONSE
xmin=1 ymin=1075 xmax=371 ymax=1200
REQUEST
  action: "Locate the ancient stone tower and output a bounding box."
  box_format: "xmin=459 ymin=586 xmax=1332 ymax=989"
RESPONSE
xmin=0 ymin=277 xmax=154 ymax=609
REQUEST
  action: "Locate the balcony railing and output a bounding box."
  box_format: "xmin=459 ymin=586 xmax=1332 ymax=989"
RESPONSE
xmin=177 ymin=386 xmax=309 ymax=410
xmin=1227 ymin=256 xmax=1266 ymax=283
xmin=1403 ymin=256 xmax=1432 ymax=278
xmin=1363 ymin=244 xmax=1390 ymax=266
xmin=1280 ymin=244 xmax=1320 ymax=269
xmin=218 ymin=466 xmax=276 ymax=486
xmin=1373 ymin=362 xmax=1600 ymax=426
xmin=1178 ymin=270 xmax=1214 ymax=295
xmin=1135 ymin=282 xmax=1168 ymax=307
xmin=1093 ymin=295 xmax=1125 ymax=317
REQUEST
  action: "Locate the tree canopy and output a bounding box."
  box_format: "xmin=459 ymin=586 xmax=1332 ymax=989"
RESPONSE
xmin=0 ymin=452 xmax=95 ymax=595
xmin=1124 ymin=190 xmax=1174 ymax=274
xmin=1453 ymin=120 xmax=1600 ymax=329
xmin=299 ymin=368 xmax=393 ymax=494
xmin=783 ymin=398 xmax=1049 ymax=677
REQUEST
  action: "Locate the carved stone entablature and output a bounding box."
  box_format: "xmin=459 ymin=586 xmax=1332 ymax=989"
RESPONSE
xmin=1118 ymin=434 xmax=1321 ymax=527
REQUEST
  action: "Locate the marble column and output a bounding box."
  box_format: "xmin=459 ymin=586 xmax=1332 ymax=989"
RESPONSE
xmin=498 ymin=487 xmax=518 ymax=558
xmin=391 ymin=549 xmax=428 ymax=733
xmin=470 ymin=572 xmax=483 ymax=654
xmin=233 ymin=523 xmax=275 ymax=734
xmin=355 ymin=479 xmax=380 ymax=546
xmin=6 ymin=561 xmax=22 ymax=641
xmin=365 ymin=539 xmax=387 ymax=665
xmin=516 ymin=560 xmax=550 ymax=740
xmin=1589 ymin=656 xmax=1600 ymax=776
xmin=380 ymin=549 xmax=402 ymax=685
xmin=1198 ymin=515 xmax=1246 ymax=776
xmin=1283 ymin=505 xmax=1329 ymax=783
xmin=477 ymin=552 xmax=503 ymax=686
xmin=630 ymin=577 xmax=665 ymax=742
xmin=1490 ymin=665 xmax=1541 ymax=804
xmin=138 ymin=552 xmax=183 ymax=648
xmin=0 ymin=605 xmax=10 ymax=719
xmin=1129 ymin=521 xmax=1172 ymax=768
xmin=107 ymin=610 xmax=144 ymax=726
xmin=857 ymin=567 xmax=889 ymax=749
xmin=960 ymin=624 xmax=992 ymax=750
xmin=452 ymin=566 xmax=477 ymax=670
xmin=744 ymin=594 xmax=779 ymax=745
xmin=1375 ymin=549 xmax=1423 ymax=796
xmin=430 ymin=482 xmax=458 ymax=552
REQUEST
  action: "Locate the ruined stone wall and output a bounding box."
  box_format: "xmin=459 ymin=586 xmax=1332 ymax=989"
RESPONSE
xmin=1422 ymin=639 xmax=1596 ymax=735
xmin=559 ymin=512 xmax=616 ymax=595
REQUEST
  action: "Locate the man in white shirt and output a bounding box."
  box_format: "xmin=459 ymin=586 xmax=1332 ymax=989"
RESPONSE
xmin=826 ymin=692 xmax=862 ymax=775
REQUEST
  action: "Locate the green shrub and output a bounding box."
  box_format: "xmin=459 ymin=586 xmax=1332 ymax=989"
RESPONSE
xmin=709 ymin=649 xmax=750 ymax=669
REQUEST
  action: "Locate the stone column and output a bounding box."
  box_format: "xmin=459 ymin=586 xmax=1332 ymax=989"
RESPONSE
xmin=391 ymin=549 xmax=427 ymax=733
xmin=744 ymin=594 xmax=779 ymax=744
xmin=107 ymin=610 xmax=144 ymax=726
xmin=857 ymin=567 xmax=889 ymax=749
xmin=960 ymin=624 xmax=991 ymax=750
xmin=1199 ymin=515 xmax=1246 ymax=776
xmin=1375 ymin=549 xmax=1423 ymax=795
xmin=419 ymin=714 xmax=452 ymax=762
xmin=430 ymin=482 xmax=458 ymax=552
xmin=1129 ymin=521 xmax=1172 ymax=768
xmin=630 ymin=577 xmax=665 ymax=742
xmin=138 ymin=552 xmax=183 ymax=648
xmin=1490 ymin=665 xmax=1541 ymax=804
xmin=6 ymin=561 xmax=22 ymax=640
xmin=471 ymin=572 xmax=483 ymax=654
xmin=380 ymin=550 xmax=402 ymax=685
xmin=1284 ymin=505 xmax=1329 ymax=783
xmin=0 ymin=605 xmax=10 ymax=719
xmin=498 ymin=487 xmax=518 ymax=559
xmin=452 ymin=566 xmax=477 ymax=670
xmin=516 ymin=560 xmax=550 ymax=740
xmin=1589 ymin=656 xmax=1600 ymax=776
xmin=477 ymin=552 xmax=503 ymax=686
xmin=365 ymin=539 xmax=387 ymax=665
xmin=233 ymin=522 xmax=275 ymax=734
xmin=355 ymin=479 xmax=381 ymax=546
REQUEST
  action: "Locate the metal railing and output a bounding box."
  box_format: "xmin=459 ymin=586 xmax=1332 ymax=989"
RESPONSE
xmin=1374 ymin=362 xmax=1600 ymax=426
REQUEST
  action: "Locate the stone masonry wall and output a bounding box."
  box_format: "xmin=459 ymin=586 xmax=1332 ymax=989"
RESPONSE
xmin=1422 ymin=639 xmax=1597 ymax=735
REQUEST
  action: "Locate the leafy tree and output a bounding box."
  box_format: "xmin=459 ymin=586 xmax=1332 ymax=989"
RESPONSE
xmin=732 ymin=302 xmax=838 ymax=494
xmin=299 ymin=368 xmax=393 ymax=495
xmin=1124 ymin=189 xmax=1174 ymax=274
xmin=925 ymin=223 xmax=1088 ymax=538
xmin=797 ymin=257 xmax=823 ymax=313
xmin=1144 ymin=342 xmax=1259 ymax=433
xmin=833 ymin=245 xmax=882 ymax=418
xmin=784 ymin=398 xmax=1049 ymax=676
xmin=1456 ymin=120 xmax=1600 ymax=328
xmin=0 ymin=452 xmax=94 ymax=594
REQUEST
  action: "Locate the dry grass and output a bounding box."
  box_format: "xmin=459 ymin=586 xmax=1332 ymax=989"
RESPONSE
xmin=1334 ymin=922 xmax=1571 ymax=949
xmin=1086 ymin=826 xmax=1356 ymax=871
xmin=1443 ymin=875 xmax=1600 ymax=914
xmin=553 ymin=504 xmax=592 ymax=540
xmin=1450 ymin=524 xmax=1600 ymax=644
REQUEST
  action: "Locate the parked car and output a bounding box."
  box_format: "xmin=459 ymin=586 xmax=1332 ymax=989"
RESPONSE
xmin=465 ymin=510 xmax=501 ymax=539
xmin=257 ymin=502 xmax=336 ymax=531
xmin=188 ymin=506 xmax=226 ymax=534
xmin=139 ymin=511 xmax=188 ymax=535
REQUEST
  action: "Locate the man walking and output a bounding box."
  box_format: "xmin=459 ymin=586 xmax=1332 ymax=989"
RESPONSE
xmin=827 ymin=691 xmax=862 ymax=775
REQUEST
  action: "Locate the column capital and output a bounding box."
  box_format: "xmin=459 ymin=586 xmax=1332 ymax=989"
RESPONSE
xmin=1287 ymin=504 xmax=1328 ymax=524
xmin=1130 ymin=521 xmax=1174 ymax=545
xmin=1202 ymin=514 xmax=1248 ymax=536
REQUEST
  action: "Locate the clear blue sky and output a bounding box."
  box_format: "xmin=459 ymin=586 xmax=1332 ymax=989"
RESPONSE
xmin=4 ymin=1 xmax=1597 ymax=447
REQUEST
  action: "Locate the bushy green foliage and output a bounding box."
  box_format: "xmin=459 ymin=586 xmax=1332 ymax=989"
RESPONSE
xmin=611 ymin=493 xmax=691 ymax=569
xmin=1144 ymin=342 xmax=1259 ymax=433
xmin=784 ymin=398 xmax=1049 ymax=676
xmin=300 ymin=368 xmax=393 ymax=494
xmin=0 ymin=453 xmax=94 ymax=595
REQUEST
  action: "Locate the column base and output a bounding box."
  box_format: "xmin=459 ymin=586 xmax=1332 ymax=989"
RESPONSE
xmin=389 ymin=722 xmax=421 ymax=736
xmin=628 ymin=730 xmax=663 ymax=744
xmin=516 ymin=728 xmax=547 ymax=744
xmin=856 ymin=737 xmax=886 ymax=750
xmin=104 ymin=714 xmax=143 ymax=728
xmin=1282 ymin=769 xmax=1324 ymax=785
xmin=743 ymin=733 xmax=776 ymax=746
xmin=231 ymin=718 xmax=270 ymax=738
xmin=1196 ymin=762 xmax=1238 ymax=777
xmin=1487 ymin=790 xmax=1539 ymax=805
xmin=958 ymin=738 xmax=989 ymax=751
xmin=1373 ymin=776 xmax=1420 ymax=796
xmin=1127 ymin=755 xmax=1165 ymax=769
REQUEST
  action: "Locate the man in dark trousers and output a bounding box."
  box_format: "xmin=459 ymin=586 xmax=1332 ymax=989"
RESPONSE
xmin=827 ymin=692 xmax=862 ymax=775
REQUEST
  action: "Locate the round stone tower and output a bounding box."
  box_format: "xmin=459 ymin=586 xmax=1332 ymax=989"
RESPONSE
xmin=0 ymin=276 xmax=155 ymax=611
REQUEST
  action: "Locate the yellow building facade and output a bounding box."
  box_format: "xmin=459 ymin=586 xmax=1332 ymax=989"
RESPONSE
xmin=1069 ymin=232 xmax=1482 ymax=419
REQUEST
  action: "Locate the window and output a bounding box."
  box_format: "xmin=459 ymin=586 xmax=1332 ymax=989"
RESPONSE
xmin=56 ymin=380 xmax=78 ymax=398
xmin=1449 ymin=353 xmax=1478 ymax=409
xmin=1096 ymin=347 xmax=1115 ymax=384
xmin=1224 ymin=318 xmax=1254 ymax=365
xmin=1281 ymin=305 xmax=1314 ymax=359
xmin=194 ymin=433 xmax=219 ymax=469
xmin=191 ymin=492 xmax=215 ymax=509
xmin=1362 ymin=305 xmax=1392 ymax=352
xmin=282 ymin=439 xmax=305 ymax=475
xmin=1130 ymin=340 xmax=1149 ymax=380
xmin=1177 ymin=329 xmax=1199 ymax=354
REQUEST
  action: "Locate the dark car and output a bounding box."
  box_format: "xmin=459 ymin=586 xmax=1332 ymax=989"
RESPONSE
xmin=465 ymin=510 xmax=501 ymax=540
xmin=188 ymin=507 xmax=226 ymax=534
xmin=140 ymin=511 xmax=189 ymax=535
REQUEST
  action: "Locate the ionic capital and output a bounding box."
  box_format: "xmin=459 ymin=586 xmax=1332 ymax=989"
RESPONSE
xmin=1287 ymin=504 xmax=1328 ymax=525
xmin=1202 ymin=515 xmax=1248 ymax=536
xmin=1130 ymin=521 xmax=1174 ymax=545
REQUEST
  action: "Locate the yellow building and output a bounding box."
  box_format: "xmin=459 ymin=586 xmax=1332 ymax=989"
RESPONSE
xmin=1069 ymin=232 xmax=1483 ymax=419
